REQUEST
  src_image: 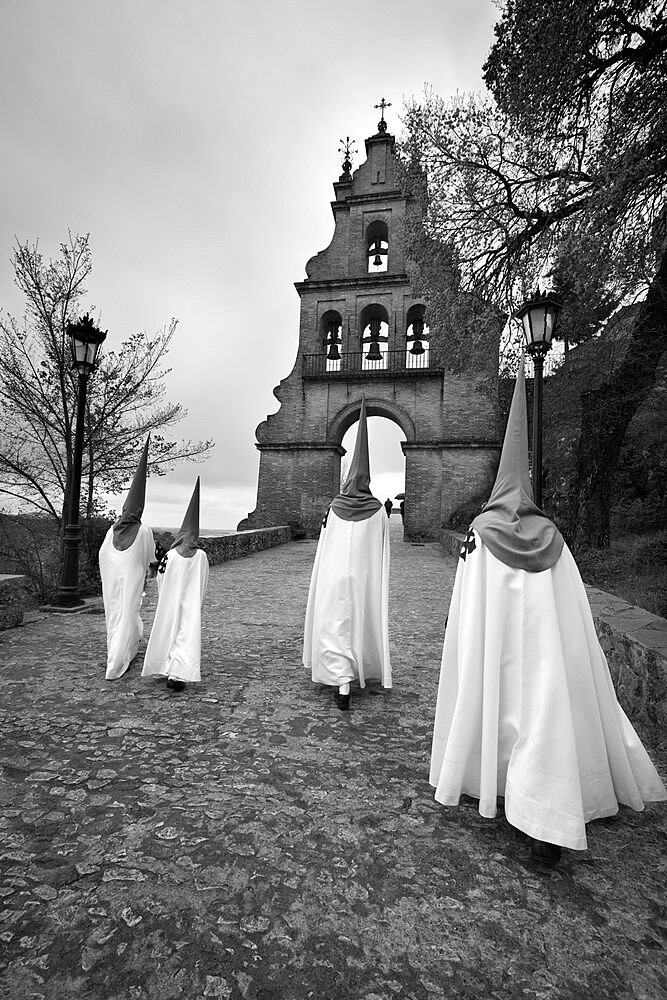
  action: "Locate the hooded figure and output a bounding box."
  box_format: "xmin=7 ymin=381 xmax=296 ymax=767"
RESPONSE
xmin=142 ymin=477 xmax=209 ymax=691
xmin=303 ymin=396 xmax=391 ymax=710
xmin=430 ymin=359 xmax=665 ymax=861
xmin=99 ymin=437 xmax=156 ymax=679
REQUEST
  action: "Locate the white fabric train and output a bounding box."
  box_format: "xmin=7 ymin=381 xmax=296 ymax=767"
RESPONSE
xmin=142 ymin=548 xmax=209 ymax=684
xmin=303 ymin=507 xmax=392 ymax=691
xmin=430 ymin=530 xmax=666 ymax=850
xmin=99 ymin=522 xmax=155 ymax=680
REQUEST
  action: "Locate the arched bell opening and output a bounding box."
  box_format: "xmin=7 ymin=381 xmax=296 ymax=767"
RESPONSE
xmin=406 ymin=303 xmax=430 ymax=369
xmin=321 ymin=309 xmax=343 ymax=371
xmin=359 ymin=303 xmax=389 ymax=370
xmin=366 ymin=220 xmax=389 ymax=274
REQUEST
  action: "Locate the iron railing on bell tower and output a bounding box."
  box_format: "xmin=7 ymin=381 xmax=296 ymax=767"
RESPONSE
xmin=302 ymin=349 xmax=443 ymax=380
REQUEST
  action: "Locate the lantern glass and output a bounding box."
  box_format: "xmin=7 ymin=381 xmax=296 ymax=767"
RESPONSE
xmin=516 ymin=293 xmax=561 ymax=351
xmin=68 ymin=319 xmax=107 ymax=373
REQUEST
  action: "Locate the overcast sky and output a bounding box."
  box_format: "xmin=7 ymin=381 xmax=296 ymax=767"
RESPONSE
xmin=0 ymin=0 xmax=498 ymax=530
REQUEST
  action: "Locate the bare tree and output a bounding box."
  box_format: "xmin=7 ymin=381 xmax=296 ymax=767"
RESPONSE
xmin=403 ymin=0 xmax=667 ymax=548
xmin=0 ymin=233 xmax=214 ymax=525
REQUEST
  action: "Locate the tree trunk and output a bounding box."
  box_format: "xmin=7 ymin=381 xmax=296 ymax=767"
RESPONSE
xmin=570 ymin=248 xmax=667 ymax=550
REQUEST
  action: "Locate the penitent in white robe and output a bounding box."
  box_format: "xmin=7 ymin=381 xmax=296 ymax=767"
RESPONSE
xmin=99 ymin=522 xmax=155 ymax=680
xmin=303 ymin=507 xmax=391 ymax=689
xmin=430 ymin=530 xmax=666 ymax=850
xmin=142 ymin=549 xmax=209 ymax=683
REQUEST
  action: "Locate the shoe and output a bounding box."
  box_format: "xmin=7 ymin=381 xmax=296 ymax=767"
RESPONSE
xmin=336 ymin=692 xmax=350 ymax=711
xmin=529 ymin=839 xmax=561 ymax=866
xmin=166 ymin=679 xmax=186 ymax=692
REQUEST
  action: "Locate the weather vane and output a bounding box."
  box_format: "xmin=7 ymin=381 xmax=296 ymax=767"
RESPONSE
xmin=338 ymin=136 xmax=357 ymax=175
xmin=374 ymin=97 xmax=392 ymax=133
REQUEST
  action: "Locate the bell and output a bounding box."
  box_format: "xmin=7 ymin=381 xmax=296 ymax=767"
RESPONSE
xmin=409 ymin=339 xmax=425 ymax=355
xmin=365 ymin=340 xmax=383 ymax=361
xmin=327 ymin=341 xmax=341 ymax=360
xmin=370 ymin=239 xmax=384 ymax=268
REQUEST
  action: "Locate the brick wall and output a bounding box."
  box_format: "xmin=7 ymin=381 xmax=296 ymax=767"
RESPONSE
xmin=241 ymin=128 xmax=503 ymax=539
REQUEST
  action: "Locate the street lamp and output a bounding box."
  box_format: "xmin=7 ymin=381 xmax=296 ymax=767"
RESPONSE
xmin=515 ymin=289 xmax=561 ymax=508
xmin=54 ymin=314 xmax=107 ymax=607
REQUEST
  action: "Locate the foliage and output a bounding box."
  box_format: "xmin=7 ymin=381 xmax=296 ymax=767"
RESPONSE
xmin=0 ymin=234 xmax=214 ymax=525
xmin=0 ymin=514 xmax=60 ymax=604
xmin=402 ymin=0 xmax=667 ymax=549
xmin=0 ymin=512 xmax=114 ymax=603
xmin=576 ymin=527 xmax=667 ymax=618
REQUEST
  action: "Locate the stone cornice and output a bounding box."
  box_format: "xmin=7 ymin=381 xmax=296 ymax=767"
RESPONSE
xmin=401 ymin=441 xmax=501 ymax=452
xmin=295 ymin=273 xmax=410 ymax=294
xmin=255 ymin=442 xmax=346 ymax=455
xmin=331 ymin=189 xmax=405 ymax=210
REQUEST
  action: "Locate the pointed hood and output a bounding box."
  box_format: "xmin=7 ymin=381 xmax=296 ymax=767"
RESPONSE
xmin=170 ymin=477 xmax=201 ymax=557
xmin=471 ymin=357 xmax=564 ymax=571
xmin=331 ymin=395 xmax=382 ymax=522
xmin=112 ymin=436 xmax=150 ymax=551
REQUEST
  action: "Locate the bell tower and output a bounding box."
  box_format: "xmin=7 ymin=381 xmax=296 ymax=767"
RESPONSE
xmin=239 ymin=105 xmax=500 ymax=539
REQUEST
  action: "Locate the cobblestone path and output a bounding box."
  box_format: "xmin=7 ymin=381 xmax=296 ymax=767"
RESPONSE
xmin=1 ymin=522 xmax=665 ymax=1000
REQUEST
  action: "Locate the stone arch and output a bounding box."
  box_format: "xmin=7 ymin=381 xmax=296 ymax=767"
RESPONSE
xmin=327 ymin=396 xmax=416 ymax=447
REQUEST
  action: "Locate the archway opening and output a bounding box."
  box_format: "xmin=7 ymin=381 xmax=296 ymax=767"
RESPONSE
xmin=340 ymin=416 xmax=405 ymax=516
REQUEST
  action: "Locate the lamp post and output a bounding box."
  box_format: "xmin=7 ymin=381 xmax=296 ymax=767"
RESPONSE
xmin=515 ymin=290 xmax=562 ymax=508
xmin=54 ymin=315 xmax=107 ymax=607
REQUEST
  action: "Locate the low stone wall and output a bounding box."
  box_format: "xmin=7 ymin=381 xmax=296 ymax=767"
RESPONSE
xmin=0 ymin=574 xmax=28 ymax=630
xmin=199 ymin=526 xmax=293 ymax=567
xmin=441 ymin=529 xmax=667 ymax=738
xmin=586 ymin=587 xmax=667 ymax=738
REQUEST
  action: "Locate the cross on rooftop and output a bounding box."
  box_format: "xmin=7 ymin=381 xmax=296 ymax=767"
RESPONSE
xmin=374 ymin=97 xmax=392 ymax=132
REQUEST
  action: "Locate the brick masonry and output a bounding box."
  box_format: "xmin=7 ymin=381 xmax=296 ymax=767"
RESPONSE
xmin=239 ymin=129 xmax=501 ymax=539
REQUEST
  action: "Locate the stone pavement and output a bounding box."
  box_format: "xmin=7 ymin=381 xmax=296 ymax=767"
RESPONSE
xmin=1 ymin=521 xmax=665 ymax=1000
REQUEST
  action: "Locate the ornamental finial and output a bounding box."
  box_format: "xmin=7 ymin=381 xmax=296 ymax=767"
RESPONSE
xmin=338 ymin=136 xmax=357 ymax=175
xmin=374 ymin=97 xmax=392 ymax=133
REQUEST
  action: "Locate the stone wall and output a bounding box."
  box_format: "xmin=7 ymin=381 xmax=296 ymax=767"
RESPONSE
xmin=441 ymin=530 xmax=667 ymax=738
xmin=0 ymin=530 xmax=294 ymax=630
xmin=200 ymin=527 xmax=292 ymax=566
xmin=586 ymin=586 xmax=667 ymax=738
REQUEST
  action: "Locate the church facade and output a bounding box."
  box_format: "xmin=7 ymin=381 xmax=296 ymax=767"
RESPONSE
xmin=238 ymin=115 xmax=500 ymax=540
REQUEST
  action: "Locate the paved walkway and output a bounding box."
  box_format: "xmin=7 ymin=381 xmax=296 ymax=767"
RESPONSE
xmin=1 ymin=522 xmax=665 ymax=1000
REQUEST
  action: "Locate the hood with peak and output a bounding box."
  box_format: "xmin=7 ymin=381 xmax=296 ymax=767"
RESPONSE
xmin=331 ymin=396 xmax=382 ymax=522
xmin=471 ymin=358 xmax=564 ymax=572
xmin=170 ymin=477 xmax=201 ymax=558
xmin=112 ymin=437 xmax=150 ymax=551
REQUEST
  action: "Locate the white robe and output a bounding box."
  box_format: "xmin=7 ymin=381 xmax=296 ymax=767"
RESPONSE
xmin=303 ymin=508 xmax=391 ymax=689
xmin=142 ymin=549 xmax=209 ymax=683
xmin=99 ymin=523 xmax=155 ymax=680
xmin=430 ymin=530 xmax=666 ymax=850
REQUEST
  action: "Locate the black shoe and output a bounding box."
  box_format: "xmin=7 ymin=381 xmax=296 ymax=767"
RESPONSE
xmin=530 ymin=839 xmax=561 ymax=866
xmin=336 ymin=692 xmax=350 ymax=711
xmin=166 ymin=679 xmax=186 ymax=692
